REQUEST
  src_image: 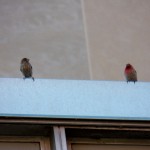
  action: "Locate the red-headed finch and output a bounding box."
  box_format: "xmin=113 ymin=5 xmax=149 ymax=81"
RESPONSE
xmin=124 ymin=63 xmax=137 ymax=83
xmin=20 ymin=58 xmax=34 ymax=81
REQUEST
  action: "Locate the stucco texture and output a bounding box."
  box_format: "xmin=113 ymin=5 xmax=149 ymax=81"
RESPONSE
xmin=83 ymin=0 xmax=150 ymax=81
xmin=0 ymin=0 xmax=90 ymax=79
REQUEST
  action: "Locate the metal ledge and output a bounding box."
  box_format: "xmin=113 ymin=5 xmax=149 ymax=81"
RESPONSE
xmin=0 ymin=78 xmax=150 ymax=120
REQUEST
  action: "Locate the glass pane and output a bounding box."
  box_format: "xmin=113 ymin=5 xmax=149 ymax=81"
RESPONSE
xmin=72 ymin=144 xmax=150 ymax=150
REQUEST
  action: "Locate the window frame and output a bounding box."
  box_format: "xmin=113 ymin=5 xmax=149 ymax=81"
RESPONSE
xmin=0 ymin=136 xmax=51 ymax=150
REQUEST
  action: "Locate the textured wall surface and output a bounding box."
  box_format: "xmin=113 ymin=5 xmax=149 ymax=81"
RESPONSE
xmin=0 ymin=0 xmax=150 ymax=81
xmin=83 ymin=0 xmax=150 ymax=81
xmin=0 ymin=0 xmax=90 ymax=79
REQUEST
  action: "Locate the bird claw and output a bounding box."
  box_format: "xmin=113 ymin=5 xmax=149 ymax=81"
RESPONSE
xmin=23 ymin=77 xmax=34 ymax=81
xmin=32 ymin=77 xmax=35 ymax=81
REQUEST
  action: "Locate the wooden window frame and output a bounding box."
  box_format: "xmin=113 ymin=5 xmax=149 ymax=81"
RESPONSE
xmin=0 ymin=136 xmax=51 ymax=150
xmin=67 ymin=138 xmax=150 ymax=149
xmin=1 ymin=117 xmax=150 ymax=150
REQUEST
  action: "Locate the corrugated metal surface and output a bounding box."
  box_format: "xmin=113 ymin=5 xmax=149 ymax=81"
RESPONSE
xmin=0 ymin=78 xmax=149 ymax=120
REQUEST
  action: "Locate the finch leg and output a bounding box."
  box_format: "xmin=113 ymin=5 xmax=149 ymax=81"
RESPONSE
xmin=32 ymin=77 xmax=35 ymax=81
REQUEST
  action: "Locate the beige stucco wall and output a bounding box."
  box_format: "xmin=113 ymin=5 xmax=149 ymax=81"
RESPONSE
xmin=83 ymin=0 xmax=150 ymax=81
xmin=0 ymin=0 xmax=150 ymax=81
xmin=0 ymin=0 xmax=90 ymax=79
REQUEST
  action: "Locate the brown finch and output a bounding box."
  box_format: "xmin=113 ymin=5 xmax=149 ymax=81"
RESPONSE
xmin=20 ymin=58 xmax=34 ymax=81
xmin=124 ymin=63 xmax=137 ymax=83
